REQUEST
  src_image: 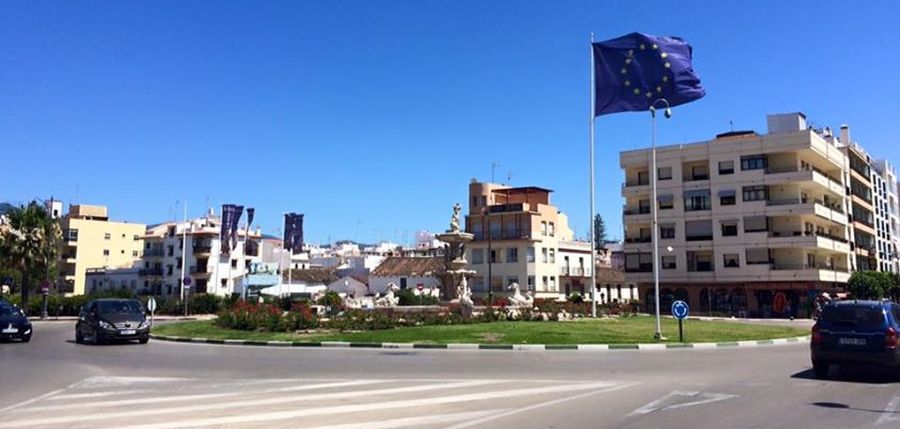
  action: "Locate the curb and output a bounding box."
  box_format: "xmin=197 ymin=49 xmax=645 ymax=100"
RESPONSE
xmin=149 ymin=334 xmax=810 ymax=351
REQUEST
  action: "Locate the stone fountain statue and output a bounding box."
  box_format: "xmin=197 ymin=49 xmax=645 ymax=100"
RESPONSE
xmin=436 ymin=203 xmax=476 ymax=318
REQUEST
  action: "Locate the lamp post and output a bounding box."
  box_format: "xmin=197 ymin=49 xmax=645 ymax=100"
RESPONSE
xmin=650 ymin=98 xmax=672 ymax=341
xmin=483 ymin=207 xmax=494 ymax=306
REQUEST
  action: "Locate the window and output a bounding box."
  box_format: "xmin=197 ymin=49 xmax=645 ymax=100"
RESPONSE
xmin=549 ymin=276 xmax=556 ymax=291
xmin=744 ymin=215 xmax=768 ymax=233
xmin=637 ymin=171 xmax=650 ymax=185
xmin=660 ymin=224 xmax=675 ymax=239
xmin=541 ymin=221 xmax=548 ymax=236
xmin=719 ymin=189 xmax=736 ymax=206
xmin=691 ymin=165 xmax=709 ymax=180
xmin=549 ymin=249 xmax=556 ymax=263
xmin=490 ymin=249 xmax=499 ymax=263
xmin=231 ymin=259 xmax=237 ymax=269
xmin=166 ymin=265 xmax=173 ymax=276
xmin=746 ymin=248 xmax=770 ymax=265
xmin=686 ymin=251 xmax=714 ymax=272
xmin=167 ymin=245 xmax=174 ymax=257
xmin=625 ymin=253 xmax=653 ymax=272
xmin=104 ymin=233 xmax=111 ymax=240
xmin=719 ymin=160 xmax=734 ymax=175
xmin=638 ymin=199 xmax=651 ymax=214
xmin=658 ymin=166 xmax=672 ymax=180
xmin=506 ymin=248 xmax=518 ymax=263
xmin=472 ymin=196 xmax=479 ymax=207
xmin=662 ymin=255 xmax=676 ymax=269
xmin=102 ymin=249 xmax=110 ymax=256
xmin=549 ymin=222 xmax=555 ymax=237
xmin=742 ymin=185 xmax=768 ymax=202
xmin=741 ymin=155 xmax=767 ymax=171
xmin=685 ymin=220 xmax=713 ymax=241
xmin=506 ymin=276 xmax=519 ymax=286
xmin=658 ymin=194 xmax=674 ymax=210
xmin=542 ymin=276 xmax=548 ymax=289
xmin=527 ymin=247 xmax=535 ymax=262
xmin=471 ymin=249 xmax=484 ymax=264
xmin=684 ymin=190 xmax=711 ymax=211
xmin=526 ymin=276 xmax=535 ymax=290
xmin=133 ymin=234 xmax=140 ymax=241
xmin=721 ymin=220 xmax=738 ymax=237
xmin=723 ymin=253 xmax=740 ymax=268
xmin=542 ymin=248 xmax=548 ymax=263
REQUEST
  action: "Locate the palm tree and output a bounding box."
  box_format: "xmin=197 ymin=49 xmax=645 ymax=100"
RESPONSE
xmin=0 ymin=202 xmax=60 ymax=313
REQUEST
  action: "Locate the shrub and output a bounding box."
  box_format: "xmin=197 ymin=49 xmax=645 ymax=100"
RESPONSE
xmin=567 ymin=293 xmax=584 ymax=304
xmin=316 ymin=291 xmax=344 ymax=315
xmin=397 ymin=288 xmax=439 ymax=306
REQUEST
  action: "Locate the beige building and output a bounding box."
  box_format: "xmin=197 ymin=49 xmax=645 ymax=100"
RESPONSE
xmin=464 ymin=181 xmax=593 ymax=299
xmin=840 ymin=138 xmax=877 ymax=271
xmin=620 ymin=112 xmax=852 ymax=317
xmin=58 ymin=205 xmax=146 ymax=295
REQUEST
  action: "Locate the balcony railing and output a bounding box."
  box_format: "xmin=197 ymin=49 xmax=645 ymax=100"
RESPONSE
xmin=685 ymin=235 xmax=713 ymax=242
xmin=625 ymin=265 xmax=653 ymax=273
xmin=139 ymin=268 xmax=163 ymax=276
xmin=624 ymin=237 xmax=652 ymax=243
xmin=625 ymin=179 xmax=650 ymax=187
xmin=561 ymin=267 xmax=586 ymax=276
xmin=767 ymin=198 xmax=802 ymax=206
xmin=189 ymin=265 xmax=209 ymax=274
xmin=143 ymin=249 xmax=164 ymax=257
xmin=624 ymin=208 xmax=651 ymax=215
xmin=192 ymin=245 xmax=212 ymax=253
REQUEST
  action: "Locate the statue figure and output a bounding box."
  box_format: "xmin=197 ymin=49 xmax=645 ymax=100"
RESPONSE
xmin=507 ymin=282 xmax=532 ymax=307
xmin=375 ymin=283 xmax=400 ymax=307
xmin=449 ymin=202 xmax=461 ymax=233
xmin=458 ymin=276 xmax=473 ymax=307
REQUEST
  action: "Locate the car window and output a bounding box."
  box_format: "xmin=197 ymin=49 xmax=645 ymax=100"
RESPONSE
xmin=821 ymin=305 xmax=887 ymax=330
xmin=98 ymin=301 xmax=143 ymax=314
xmin=891 ymin=305 xmax=900 ymax=325
xmin=0 ymin=305 xmax=18 ymax=316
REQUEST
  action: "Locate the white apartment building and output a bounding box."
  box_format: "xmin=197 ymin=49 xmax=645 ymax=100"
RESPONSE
xmin=139 ymin=210 xmax=263 ymax=297
xmin=464 ymin=181 xmax=593 ymax=299
xmin=621 ymin=112 xmax=851 ymax=317
xmin=872 ymin=159 xmax=900 ymax=273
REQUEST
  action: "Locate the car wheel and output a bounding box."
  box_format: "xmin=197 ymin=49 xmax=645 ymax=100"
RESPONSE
xmin=75 ymin=330 xmax=84 ymax=344
xmin=139 ymin=336 xmax=149 ymax=344
xmin=813 ymin=360 xmax=829 ymax=379
xmin=21 ymin=334 xmax=31 ymax=343
xmin=91 ymin=328 xmax=103 ymax=345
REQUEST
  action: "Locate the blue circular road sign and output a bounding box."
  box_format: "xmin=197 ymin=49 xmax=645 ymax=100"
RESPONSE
xmin=672 ymin=300 xmax=689 ymax=320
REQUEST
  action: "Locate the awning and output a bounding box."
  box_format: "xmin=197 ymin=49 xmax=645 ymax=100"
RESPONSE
xmin=657 ymin=194 xmax=674 ymax=203
xmin=718 ymin=189 xmax=736 ymax=197
xmin=684 ymin=189 xmax=710 ymax=198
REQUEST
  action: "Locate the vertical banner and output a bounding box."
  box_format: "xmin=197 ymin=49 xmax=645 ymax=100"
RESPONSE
xmin=220 ymin=204 xmax=237 ymax=255
xmin=230 ymin=205 xmax=244 ymax=251
xmin=245 ymin=208 xmax=255 ymax=254
xmin=283 ymin=213 xmax=304 ymax=254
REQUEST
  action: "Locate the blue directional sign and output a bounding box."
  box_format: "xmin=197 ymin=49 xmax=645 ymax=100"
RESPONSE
xmin=672 ymin=300 xmax=689 ymax=320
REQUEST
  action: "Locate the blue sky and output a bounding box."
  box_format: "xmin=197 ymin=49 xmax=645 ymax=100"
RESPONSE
xmin=2 ymin=1 xmax=898 ymax=244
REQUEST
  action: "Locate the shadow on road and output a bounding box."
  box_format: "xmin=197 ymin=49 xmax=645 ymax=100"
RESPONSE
xmin=64 ymin=339 xmax=145 ymax=347
xmin=810 ymin=401 xmax=897 ymax=415
xmin=792 ymin=367 xmax=900 ymax=384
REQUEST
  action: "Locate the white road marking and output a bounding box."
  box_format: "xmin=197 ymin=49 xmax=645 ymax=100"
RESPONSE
xmin=876 ymin=396 xmax=900 ymax=425
xmin=298 ymin=409 xmax=506 ymax=429
xmin=23 ymin=379 xmax=383 ymax=412
xmin=444 ymin=382 xmax=640 ymax=429
xmin=0 ymin=379 xmax=506 ymax=428
xmin=0 ymin=388 xmax=66 ymax=414
xmin=627 ymin=390 xmax=738 ymax=416
xmin=72 ymin=376 xmax=186 ymax=389
xmin=48 ymin=389 xmax=151 ymax=401
xmin=101 ymin=381 xmax=622 ymax=429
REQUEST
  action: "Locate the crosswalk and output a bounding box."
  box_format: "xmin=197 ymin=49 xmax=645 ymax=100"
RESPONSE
xmin=1 ymin=376 xmax=638 ymax=429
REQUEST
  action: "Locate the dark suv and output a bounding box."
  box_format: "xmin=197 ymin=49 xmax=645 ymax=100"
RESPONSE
xmin=0 ymin=301 xmax=32 ymax=342
xmin=810 ymin=300 xmax=900 ymax=378
xmin=76 ymin=299 xmax=150 ymax=345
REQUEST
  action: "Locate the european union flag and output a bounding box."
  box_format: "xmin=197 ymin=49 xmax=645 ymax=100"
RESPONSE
xmin=593 ymin=32 xmax=705 ymax=116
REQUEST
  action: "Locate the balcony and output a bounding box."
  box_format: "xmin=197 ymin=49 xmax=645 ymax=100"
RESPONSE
xmin=624 ymin=237 xmax=652 ymax=243
xmin=624 ymin=178 xmax=650 ymax=187
xmin=625 ymin=265 xmax=653 ymax=273
xmin=685 ymin=235 xmax=713 ymax=242
xmin=139 ymin=268 xmax=163 ymax=276
xmin=192 ymin=245 xmax=212 ymax=254
xmin=190 ymin=265 xmax=210 ymax=276
xmin=560 ymin=267 xmax=586 ymax=276
xmin=623 ymin=207 xmax=651 ymax=215
xmin=144 ymin=249 xmax=164 ymax=257
xmin=488 ymin=203 xmax=526 ymax=214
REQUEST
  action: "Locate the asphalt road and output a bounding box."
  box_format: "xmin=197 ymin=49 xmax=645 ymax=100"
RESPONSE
xmin=2 ymin=321 xmax=900 ymax=429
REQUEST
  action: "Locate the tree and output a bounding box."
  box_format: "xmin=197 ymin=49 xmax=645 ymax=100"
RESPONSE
xmin=847 ymin=271 xmax=893 ymax=300
xmin=0 ymin=202 xmax=60 ymax=313
xmin=593 ymin=214 xmax=607 ymax=252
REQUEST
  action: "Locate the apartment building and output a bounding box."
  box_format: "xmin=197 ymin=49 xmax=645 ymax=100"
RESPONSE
xmin=58 ymin=204 xmax=146 ymax=295
xmin=620 ymin=112 xmax=851 ymax=317
xmin=464 ymin=181 xmax=593 ymax=299
xmin=139 ymin=210 xmax=263 ymax=297
xmin=840 ymin=137 xmax=878 ymax=271
xmin=872 ymin=159 xmax=900 ymax=273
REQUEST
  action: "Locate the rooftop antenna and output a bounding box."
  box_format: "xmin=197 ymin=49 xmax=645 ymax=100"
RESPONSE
xmin=729 ymin=120 xmax=734 ymax=132
xmin=507 ymin=171 xmax=514 ymax=185
xmin=491 ymin=161 xmax=500 ymax=183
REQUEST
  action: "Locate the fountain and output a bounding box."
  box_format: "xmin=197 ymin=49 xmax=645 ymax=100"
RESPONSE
xmin=435 ymin=202 xmax=476 ymax=318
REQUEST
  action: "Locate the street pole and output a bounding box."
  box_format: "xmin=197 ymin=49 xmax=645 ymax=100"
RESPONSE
xmin=180 ymin=201 xmax=188 ymax=317
xmin=650 ymin=99 xmax=671 ymax=340
xmin=589 ymin=33 xmax=597 ymax=318
xmin=486 ymin=208 xmax=493 ymax=306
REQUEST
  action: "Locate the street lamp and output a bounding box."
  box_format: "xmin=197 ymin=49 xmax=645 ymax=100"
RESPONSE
xmin=650 ymin=99 xmax=672 ymax=341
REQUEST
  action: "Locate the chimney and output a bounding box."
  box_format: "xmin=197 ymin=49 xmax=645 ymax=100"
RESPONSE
xmin=840 ymin=124 xmax=850 ymax=144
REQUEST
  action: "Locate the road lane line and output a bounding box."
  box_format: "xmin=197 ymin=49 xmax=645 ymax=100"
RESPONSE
xmin=444 ymin=382 xmax=640 ymax=429
xmin=876 ymin=396 xmax=900 ymax=425
xmin=101 ymin=381 xmax=621 ymax=429
xmin=627 ymin=390 xmax=738 ymax=416
xmin=295 ymin=409 xmax=507 ymax=429
xmin=0 ymin=388 xmax=66 ymax=414
xmin=0 ymin=379 xmax=509 ymax=428
xmin=21 ymin=379 xmax=384 ymax=412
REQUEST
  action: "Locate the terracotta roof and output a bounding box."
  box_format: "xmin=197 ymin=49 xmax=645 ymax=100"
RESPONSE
xmin=594 ymin=267 xmax=626 ymax=284
xmin=284 ymin=268 xmax=338 ymax=285
xmin=371 ymin=256 xmax=446 ymax=277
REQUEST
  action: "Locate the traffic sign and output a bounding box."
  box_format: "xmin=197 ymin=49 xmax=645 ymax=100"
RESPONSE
xmin=147 ymin=297 xmax=157 ymax=313
xmin=672 ymin=300 xmax=689 ymax=320
xmin=183 ymin=278 xmax=192 ymax=286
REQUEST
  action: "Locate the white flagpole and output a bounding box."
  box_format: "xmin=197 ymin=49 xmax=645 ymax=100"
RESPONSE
xmin=589 ymin=33 xmax=598 ymax=318
xmin=180 ymin=201 xmax=188 ymax=316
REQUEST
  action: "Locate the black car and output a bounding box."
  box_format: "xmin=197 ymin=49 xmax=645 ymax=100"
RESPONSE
xmin=76 ymin=299 xmax=150 ymax=345
xmin=0 ymin=301 xmax=32 ymax=342
xmin=810 ymin=300 xmax=900 ymax=378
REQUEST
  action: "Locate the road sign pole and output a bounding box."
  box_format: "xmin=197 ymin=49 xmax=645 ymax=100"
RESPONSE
xmin=679 ymin=318 xmax=684 ymax=343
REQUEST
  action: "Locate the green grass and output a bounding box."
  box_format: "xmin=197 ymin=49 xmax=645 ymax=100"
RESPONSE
xmin=152 ymin=316 xmax=809 ymax=345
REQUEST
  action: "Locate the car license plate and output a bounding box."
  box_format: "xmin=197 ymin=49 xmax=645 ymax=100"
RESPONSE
xmin=1 ymin=326 xmax=17 ymax=334
xmin=120 ymin=330 xmax=136 ymax=335
xmin=839 ymin=337 xmax=866 ymax=346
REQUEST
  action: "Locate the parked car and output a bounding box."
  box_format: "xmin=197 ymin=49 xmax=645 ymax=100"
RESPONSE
xmin=810 ymin=300 xmax=900 ymax=378
xmin=0 ymin=301 xmax=32 ymax=342
xmin=76 ymin=298 xmax=150 ymax=345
